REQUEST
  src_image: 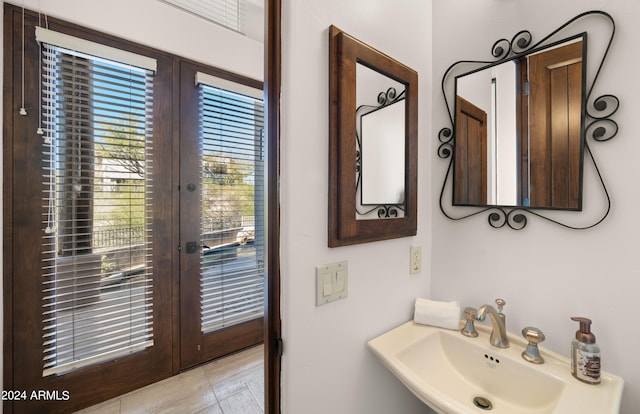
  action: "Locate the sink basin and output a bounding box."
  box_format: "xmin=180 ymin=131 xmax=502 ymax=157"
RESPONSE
xmin=368 ymin=321 xmax=624 ymax=414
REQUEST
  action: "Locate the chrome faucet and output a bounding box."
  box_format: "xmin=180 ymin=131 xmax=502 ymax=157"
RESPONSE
xmin=477 ymin=299 xmax=509 ymax=348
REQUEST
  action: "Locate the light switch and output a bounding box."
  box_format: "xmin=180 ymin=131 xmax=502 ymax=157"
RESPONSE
xmin=323 ymin=274 xmax=333 ymax=296
xmin=336 ymin=270 xmax=346 ymax=292
xmin=316 ymin=260 xmax=348 ymax=306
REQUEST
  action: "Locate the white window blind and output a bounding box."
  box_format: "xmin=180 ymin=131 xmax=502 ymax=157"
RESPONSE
xmin=160 ymin=0 xmax=246 ymax=33
xmin=40 ymin=38 xmax=155 ymax=376
xmin=197 ymin=77 xmax=265 ymax=333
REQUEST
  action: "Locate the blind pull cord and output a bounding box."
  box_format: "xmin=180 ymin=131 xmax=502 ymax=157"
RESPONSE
xmin=37 ymin=13 xmax=44 ymax=135
xmin=19 ymin=3 xmax=27 ymax=116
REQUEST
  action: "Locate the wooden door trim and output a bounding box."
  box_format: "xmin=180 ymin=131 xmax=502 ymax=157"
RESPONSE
xmin=517 ymin=57 xmax=529 ymax=205
xmin=264 ymin=0 xmax=282 ymax=412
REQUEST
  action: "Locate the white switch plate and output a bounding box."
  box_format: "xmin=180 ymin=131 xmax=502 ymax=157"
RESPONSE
xmin=410 ymin=245 xmax=422 ymax=274
xmin=316 ymin=260 xmax=348 ymax=306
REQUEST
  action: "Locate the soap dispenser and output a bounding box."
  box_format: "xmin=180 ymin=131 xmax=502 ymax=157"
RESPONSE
xmin=570 ymin=317 xmax=601 ymax=384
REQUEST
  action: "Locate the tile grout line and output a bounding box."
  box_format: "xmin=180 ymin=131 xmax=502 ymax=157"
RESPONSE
xmin=245 ymin=381 xmax=264 ymax=412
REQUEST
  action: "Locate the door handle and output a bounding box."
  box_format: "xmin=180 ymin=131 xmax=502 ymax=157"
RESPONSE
xmin=185 ymin=241 xmax=198 ymax=254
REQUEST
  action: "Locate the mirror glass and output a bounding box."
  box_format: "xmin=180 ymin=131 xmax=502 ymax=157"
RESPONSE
xmin=356 ymin=63 xmax=406 ymax=218
xmin=453 ymin=35 xmax=586 ymax=209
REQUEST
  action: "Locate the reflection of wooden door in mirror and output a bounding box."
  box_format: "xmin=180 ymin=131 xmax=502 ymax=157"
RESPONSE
xmin=528 ymin=41 xmax=583 ymax=209
xmin=454 ymin=96 xmax=488 ymax=205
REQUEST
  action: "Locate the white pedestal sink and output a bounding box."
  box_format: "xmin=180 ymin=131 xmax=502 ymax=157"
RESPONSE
xmin=368 ymin=321 xmax=624 ymax=414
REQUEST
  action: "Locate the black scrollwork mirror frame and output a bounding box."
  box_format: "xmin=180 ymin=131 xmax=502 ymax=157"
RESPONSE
xmin=329 ymin=25 xmax=418 ymax=246
xmin=356 ymin=87 xmax=406 ymax=216
xmin=438 ymin=10 xmax=618 ymax=230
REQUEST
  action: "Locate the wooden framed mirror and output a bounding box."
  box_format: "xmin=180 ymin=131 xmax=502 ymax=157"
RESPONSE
xmin=329 ymin=26 xmax=418 ymax=247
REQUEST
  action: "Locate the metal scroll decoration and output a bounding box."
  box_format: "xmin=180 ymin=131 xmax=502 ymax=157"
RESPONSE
xmin=437 ymin=10 xmax=618 ymax=230
xmin=356 ymin=87 xmax=406 ymax=218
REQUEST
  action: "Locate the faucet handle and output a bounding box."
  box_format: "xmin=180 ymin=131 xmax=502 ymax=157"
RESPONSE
xmin=460 ymin=307 xmax=478 ymax=338
xmin=521 ymin=326 xmax=545 ymax=364
xmin=495 ymin=298 xmax=505 ymax=313
xmin=464 ymin=306 xmax=478 ymax=319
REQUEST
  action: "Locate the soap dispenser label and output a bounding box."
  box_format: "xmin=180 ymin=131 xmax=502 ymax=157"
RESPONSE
xmin=573 ymin=349 xmax=601 ymax=383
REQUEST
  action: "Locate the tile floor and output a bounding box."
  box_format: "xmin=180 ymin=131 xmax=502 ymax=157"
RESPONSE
xmin=73 ymin=345 xmax=264 ymax=414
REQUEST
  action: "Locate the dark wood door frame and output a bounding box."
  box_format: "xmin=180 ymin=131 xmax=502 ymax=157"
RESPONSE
xmin=264 ymin=0 xmax=282 ymax=412
xmin=517 ymin=56 xmax=529 ymax=205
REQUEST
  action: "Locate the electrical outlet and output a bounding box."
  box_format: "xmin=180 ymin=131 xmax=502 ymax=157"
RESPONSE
xmin=410 ymin=245 xmax=422 ymax=274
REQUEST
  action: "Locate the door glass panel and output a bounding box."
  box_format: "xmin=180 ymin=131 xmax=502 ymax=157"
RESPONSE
xmin=198 ymin=84 xmax=265 ymax=333
xmin=41 ymin=44 xmax=155 ymax=375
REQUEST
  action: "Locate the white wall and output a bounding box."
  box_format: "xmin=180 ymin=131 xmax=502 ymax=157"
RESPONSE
xmin=432 ymin=1 xmax=640 ymax=413
xmin=280 ymin=0 xmax=432 ymax=413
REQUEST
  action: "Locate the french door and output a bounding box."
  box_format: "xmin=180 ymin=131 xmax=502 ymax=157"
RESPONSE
xmin=178 ymin=61 xmax=265 ymax=368
xmin=4 ymin=8 xmax=174 ymax=413
xmin=4 ymin=6 xmax=267 ymax=413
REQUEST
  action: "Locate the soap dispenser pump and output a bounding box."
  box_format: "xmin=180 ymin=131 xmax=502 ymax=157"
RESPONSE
xmin=570 ymin=317 xmax=601 ymax=384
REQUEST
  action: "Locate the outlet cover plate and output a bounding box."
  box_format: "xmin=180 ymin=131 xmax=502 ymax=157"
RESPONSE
xmin=410 ymin=245 xmax=422 ymax=274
